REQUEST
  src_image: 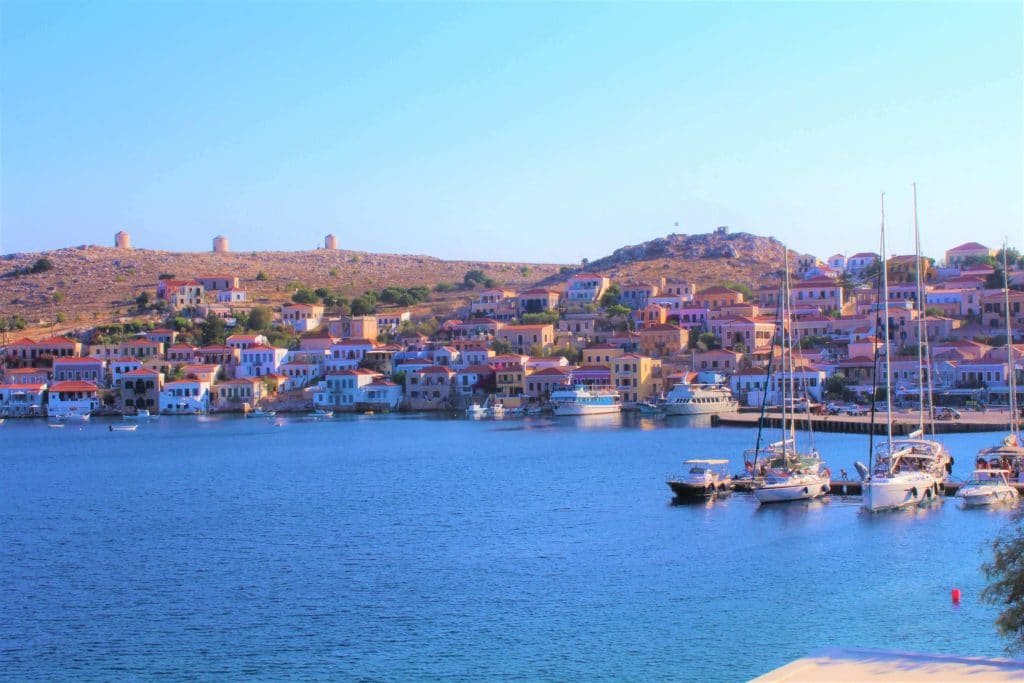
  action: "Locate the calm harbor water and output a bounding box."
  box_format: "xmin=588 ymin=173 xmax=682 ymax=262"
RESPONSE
xmin=1 ymin=414 xmax=1019 ymax=680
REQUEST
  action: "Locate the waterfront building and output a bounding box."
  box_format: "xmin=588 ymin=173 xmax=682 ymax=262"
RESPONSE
xmin=610 ymin=354 xmax=661 ymax=403
xmin=455 ymin=364 xmax=496 ymax=397
xmin=213 ymin=377 xmax=265 ymax=411
xmin=326 ymin=339 xmax=375 ymax=372
xmin=159 ymin=379 xmax=211 ymax=414
xmin=0 ymin=382 xmax=46 ymax=416
xmin=118 ymin=368 xmax=163 ymax=413
xmin=47 ymin=380 xmax=100 ymax=418
xmin=523 ymin=366 xmax=572 ymax=400
xmin=404 ymin=366 xmax=455 ymax=410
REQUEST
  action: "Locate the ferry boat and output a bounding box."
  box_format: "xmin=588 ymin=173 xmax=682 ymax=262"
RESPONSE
xmin=550 ymin=386 xmax=621 ymax=416
xmin=667 ymin=459 xmax=733 ymax=500
xmin=664 ymin=383 xmax=738 ymax=415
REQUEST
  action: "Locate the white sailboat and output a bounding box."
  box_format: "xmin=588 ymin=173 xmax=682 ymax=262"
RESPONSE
xmin=862 ymin=190 xmax=947 ymax=512
xmin=975 ymin=242 xmax=1024 ymax=478
xmin=753 ymin=248 xmax=830 ymax=504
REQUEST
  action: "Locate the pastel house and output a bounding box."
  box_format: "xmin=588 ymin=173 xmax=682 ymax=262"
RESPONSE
xmin=47 ymin=380 xmax=100 ymax=418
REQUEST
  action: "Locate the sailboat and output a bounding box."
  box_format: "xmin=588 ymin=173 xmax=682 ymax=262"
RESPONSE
xmin=753 ymin=248 xmax=831 ymax=504
xmin=974 ymin=242 xmax=1023 ymax=477
xmin=862 ymin=190 xmax=947 ymax=512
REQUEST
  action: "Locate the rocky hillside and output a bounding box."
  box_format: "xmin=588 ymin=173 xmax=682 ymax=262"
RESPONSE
xmin=551 ymin=230 xmax=792 ymax=288
xmin=0 ymin=246 xmax=562 ymax=330
xmin=0 ymin=229 xmax=800 ymax=334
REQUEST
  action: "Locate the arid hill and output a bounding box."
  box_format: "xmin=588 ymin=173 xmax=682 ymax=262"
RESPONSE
xmin=0 ymin=230 xmax=799 ymax=333
xmin=542 ymin=230 xmax=792 ymax=289
xmin=0 ymin=246 xmax=562 ymax=329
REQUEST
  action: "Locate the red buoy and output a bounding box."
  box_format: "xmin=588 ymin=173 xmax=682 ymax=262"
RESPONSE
xmin=952 ymin=588 xmax=962 ymax=604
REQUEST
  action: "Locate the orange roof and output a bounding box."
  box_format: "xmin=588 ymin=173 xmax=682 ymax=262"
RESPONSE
xmin=49 ymin=380 xmax=99 ymax=392
xmin=0 ymin=383 xmax=46 ymax=390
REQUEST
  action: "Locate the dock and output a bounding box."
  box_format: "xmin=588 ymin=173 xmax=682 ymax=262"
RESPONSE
xmin=753 ymin=647 xmax=1024 ymax=682
xmin=711 ymin=410 xmax=1016 ymax=435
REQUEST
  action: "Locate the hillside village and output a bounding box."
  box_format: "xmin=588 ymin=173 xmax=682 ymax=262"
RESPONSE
xmin=1 ymin=231 xmax=1022 ymax=419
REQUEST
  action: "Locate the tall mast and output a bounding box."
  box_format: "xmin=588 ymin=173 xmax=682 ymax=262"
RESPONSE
xmin=784 ymin=246 xmax=796 ymax=449
xmin=1004 ymin=242 xmax=1019 ymax=439
xmin=913 ymin=183 xmax=926 ymax=434
xmin=881 ymin=193 xmax=894 ymax=448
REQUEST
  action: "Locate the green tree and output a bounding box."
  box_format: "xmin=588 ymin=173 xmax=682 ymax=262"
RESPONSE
xmin=201 ymin=314 xmax=227 ymax=345
xmin=491 ymin=339 xmax=513 ymax=355
xmin=521 ymin=311 xmax=560 ymax=325
xmin=135 ymin=291 xmax=151 ymax=308
xmin=983 ymin=513 xmax=1024 ymax=652
xmin=30 ymin=258 xmax=54 ymax=274
xmin=600 ymin=284 xmax=622 ymax=308
xmin=463 ymin=269 xmax=488 ymax=288
xmin=52 ymin=290 xmax=66 ymax=304
xmin=351 ymin=296 xmax=377 ymax=316
xmin=719 ymin=281 xmax=754 ymax=300
xmin=823 ymin=373 xmax=852 ymax=401
xmin=292 ymin=287 xmax=319 ymax=304
xmin=247 ymin=305 xmax=273 ymax=331
xmin=697 ymin=332 xmax=720 ymax=351
xmin=255 ymin=271 xmax=268 ymax=281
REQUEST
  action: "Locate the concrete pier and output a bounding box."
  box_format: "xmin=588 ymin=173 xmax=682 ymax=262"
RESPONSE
xmin=712 ymin=410 xmax=1016 ymax=435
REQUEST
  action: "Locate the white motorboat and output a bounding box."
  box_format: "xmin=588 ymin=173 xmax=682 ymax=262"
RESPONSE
xmin=550 ymin=386 xmax=621 ymax=416
xmin=246 ymin=409 xmax=276 ymax=418
xmin=466 ymin=403 xmax=487 ymax=418
xmin=109 ymin=424 xmax=138 ymax=432
xmin=487 ymin=403 xmax=505 ymax=418
xmin=667 ymin=459 xmax=733 ymax=500
xmin=123 ymin=409 xmax=152 ymax=420
xmin=956 ymin=469 xmax=1019 ymax=508
xmin=309 ymin=409 xmax=334 ymax=419
xmin=664 ymin=383 xmax=738 ymax=415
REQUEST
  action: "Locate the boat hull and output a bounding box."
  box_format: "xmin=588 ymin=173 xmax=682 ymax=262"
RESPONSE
xmin=664 ymin=401 xmax=737 ymax=416
xmin=553 ymin=404 xmax=621 ymax=416
xmin=957 ymin=487 xmax=1019 ymax=508
xmin=753 ymin=477 xmax=829 ymax=504
xmin=862 ymin=474 xmax=942 ymax=512
xmin=667 ymin=480 xmax=731 ymax=499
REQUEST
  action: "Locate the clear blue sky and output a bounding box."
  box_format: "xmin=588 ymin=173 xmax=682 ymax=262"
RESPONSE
xmin=1 ymin=1 xmax=1021 ymax=263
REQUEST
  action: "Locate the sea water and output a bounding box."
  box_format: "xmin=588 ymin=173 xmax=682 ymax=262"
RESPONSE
xmin=1 ymin=414 xmax=1017 ymax=680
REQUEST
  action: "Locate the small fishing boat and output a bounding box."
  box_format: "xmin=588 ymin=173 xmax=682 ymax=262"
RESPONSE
xmin=246 ymin=409 xmax=276 ymax=418
xmin=109 ymin=424 xmax=138 ymax=432
xmin=466 ymin=403 xmax=487 ymax=418
xmin=956 ymin=469 xmax=1019 ymax=508
xmin=487 ymin=402 xmax=505 ymax=418
xmin=122 ymin=409 xmax=152 ymax=420
xmin=309 ymin=409 xmax=334 ymax=419
xmin=48 ymin=422 xmax=65 ymax=429
xmin=637 ymin=400 xmax=665 ymax=416
xmin=667 ymin=459 xmax=733 ymax=500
